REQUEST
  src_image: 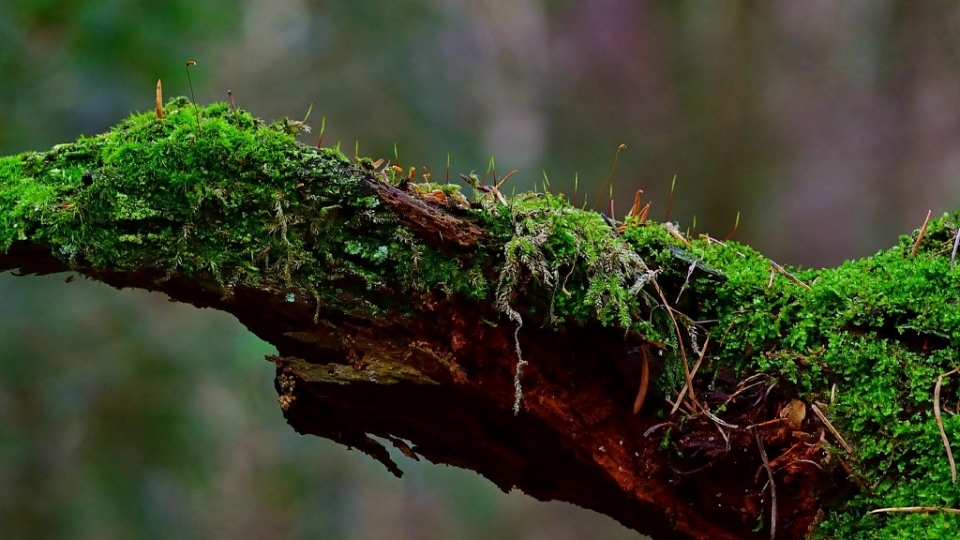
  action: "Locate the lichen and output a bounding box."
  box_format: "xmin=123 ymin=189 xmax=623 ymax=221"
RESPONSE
xmin=487 ymin=191 xmax=659 ymax=412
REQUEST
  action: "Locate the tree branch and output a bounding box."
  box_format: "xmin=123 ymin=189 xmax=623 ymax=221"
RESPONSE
xmin=3 ymin=99 xmax=959 ymax=539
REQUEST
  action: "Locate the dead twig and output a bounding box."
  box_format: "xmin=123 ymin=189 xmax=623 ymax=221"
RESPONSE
xmin=934 ymin=369 xmax=959 ymax=484
xmin=754 ymin=428 xmax=777 ymax=540
xmin=632 ymin=346 xmax=651 ymax=414
xmin=676 ymin=253 xmax=700 ymax=303
xmin=702 ymin=407 xmax=739 ymax=430
xmin=769 ymin=260 xmax=812 ymax=290
xmin=868 ymin=506 xmax=960 ymax=515
xmin=951 ymin=222 xmax=960 ymax=270
xmin=673 ymin=337 xmax=710 ymax=412
xmin=643 ymin=422 xmax=675 ymax=437
xmin=702 ymin=234 xmax=747 ymax=257
xmin=654 ymin=280 xmax=700 ymax=415
xmin=778 ymin=459 xmax=823 ymax=472
xmin=810 ymin=403 xmax=853 ymax=454
xmin=911 ymin=209 xmax=932 ymax=257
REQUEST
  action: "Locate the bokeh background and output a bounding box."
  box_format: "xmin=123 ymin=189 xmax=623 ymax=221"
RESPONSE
xmin=3 ymin=1 xmax=960 ymax=539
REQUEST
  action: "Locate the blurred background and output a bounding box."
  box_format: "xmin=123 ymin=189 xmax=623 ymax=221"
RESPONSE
xmin=2 ymin=1 xmax=960 ymax=538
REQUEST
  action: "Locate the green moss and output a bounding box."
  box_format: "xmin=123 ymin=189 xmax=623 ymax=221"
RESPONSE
xmin=490 ymin=196 xmax=960 ymax=537
xmin=702 ymin=215 xmax=960 ymax=538
xmin=490 ymin=192 xmax=658 ymax=333
xmin=0 ymin=99 xmax=499 ymax=315
xmin=4 ymin=100 xmax=960 ymax=538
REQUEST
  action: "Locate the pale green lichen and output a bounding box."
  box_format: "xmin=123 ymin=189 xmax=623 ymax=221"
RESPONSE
xmin=490 ymin=192 xmax=659 ymax=413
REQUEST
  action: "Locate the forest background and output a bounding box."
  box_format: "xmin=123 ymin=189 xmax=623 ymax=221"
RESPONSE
xmin=2 ymin=1 xmax=960 ymax=539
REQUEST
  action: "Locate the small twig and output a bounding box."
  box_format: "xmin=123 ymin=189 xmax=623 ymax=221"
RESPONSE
xmin=911 ymin=209 xmax=932 ymax=257
xmin=702 ymin=407 xmax=739 ymax=430
xmin=654 ymin=281 xmax=700 ymax=415
xmin=714 ymin=421 xmax=731 ymax=451
xmin=643 ymin=422 xmax=675 ymax=438
xmin=934 ymin=370 xmax=959 ymax=484
xmin=722 ymin=379 xmax=769 ymax=409
xmin=673 ymin=337 xmax=710 ymax=412
xmin=779 ymin=459 xmax=823 ymax=472
xmin=868 ymin=506 xmax=960 ymax=515
xmin=769 ymin=260 xmax=812 ymax=290
xmin=811 ymin=404 xmax=853 ymax=454
xmin=951 ymin=222 xmax=960 ymax=270
xmin=676 ymin=252 xmax=701 ymax=303
xmin=665 ymin=396 xmax=698 ymax=416
xmin=754 ymin=428 xmax=777 ymax=540
xmin=703 ymin=234 xmax=726 ymax=247
xmin=757 ymin=380 xmax=778 ymax=407
xmin=664 ymin=223 xmax=691 ymax=246
xmin=632 ymin=347 xmax=651 ymax=414
xmin=702 ymin=234 xmax=747 ymax=257
xmin=750 ymin=417 xmax=786 ymax=429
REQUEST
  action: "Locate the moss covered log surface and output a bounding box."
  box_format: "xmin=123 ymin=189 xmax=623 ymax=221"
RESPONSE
xmin=3 ymin=99 xmax=960 ymax=539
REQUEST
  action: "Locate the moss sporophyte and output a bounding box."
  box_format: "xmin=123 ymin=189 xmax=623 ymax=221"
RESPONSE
xmin=3 ymin=98 xmax=960 ymax=538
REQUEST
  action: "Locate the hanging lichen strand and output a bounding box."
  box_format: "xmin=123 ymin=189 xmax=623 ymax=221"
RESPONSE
xmin=2 ymin=98 xmax=960 ymax=539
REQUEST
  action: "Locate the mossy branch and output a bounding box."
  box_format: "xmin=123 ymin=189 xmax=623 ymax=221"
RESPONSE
xmin=3 ymin=99 xmax=960 ymax=540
